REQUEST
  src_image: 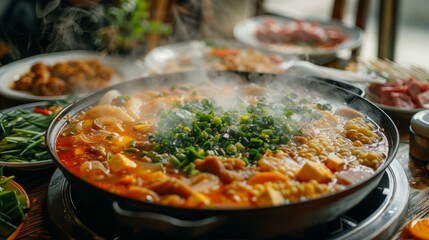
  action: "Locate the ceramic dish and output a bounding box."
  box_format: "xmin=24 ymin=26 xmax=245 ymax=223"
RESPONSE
xmin=144 ymin=39 xmax=298 ymax=74
xmin=365 ymin=89 xmax=423 ymax=120
xmin=233 ymin=15 xmax=363 ymax=63
xmin=0 ymin=101 xmax=71 ymax=170
xmin=0 ymin=50 xmax=147 ymax=101
xmin=2 ymin=177 xmax=30 ymax=240
xmin=359 ymin=60 xmax=429 ymax=122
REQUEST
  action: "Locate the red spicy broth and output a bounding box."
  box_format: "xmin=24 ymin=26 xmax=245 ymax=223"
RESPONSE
xmin=56 ymin=80 xmax=388 ymax=208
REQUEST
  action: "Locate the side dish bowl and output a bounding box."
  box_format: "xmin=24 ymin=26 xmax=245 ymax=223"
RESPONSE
xmin=1 ymin=177 xmax=30 ymax=240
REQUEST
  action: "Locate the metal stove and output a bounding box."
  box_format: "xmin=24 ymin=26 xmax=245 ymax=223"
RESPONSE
xmin=46 ymin=160 xmax=409 ymax=240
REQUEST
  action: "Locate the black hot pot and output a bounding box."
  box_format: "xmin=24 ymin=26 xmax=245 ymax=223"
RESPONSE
xmin=46 ymin=71 xmax=398 ymax=239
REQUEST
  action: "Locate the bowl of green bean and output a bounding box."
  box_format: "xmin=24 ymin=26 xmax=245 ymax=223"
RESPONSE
xmin=0 ymin=168 xmax=30 ymax=239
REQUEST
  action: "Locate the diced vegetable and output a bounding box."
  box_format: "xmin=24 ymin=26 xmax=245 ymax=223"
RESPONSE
xmin=0 ymin=168 xmax=27 ymax=238
xmin=248 ymin=172 xmax=289 ymax=185
xmin=256 ymin=185 xmax=284 ymax=207
xmin=296 ymin=161 xmax=334 ymax=183
xmin=33 ymin=108 xmax=52 ymax=115
xmin=325 ymin=154 xmax=345 ymax=172
xmin=107 ymin=153 xmax=137 ymax=173
xmin=149 ymin=97 xmax=321 ymax=172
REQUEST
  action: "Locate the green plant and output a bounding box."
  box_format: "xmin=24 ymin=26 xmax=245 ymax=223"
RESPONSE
xmin=96 ymin=0 xmax=171 ymax=53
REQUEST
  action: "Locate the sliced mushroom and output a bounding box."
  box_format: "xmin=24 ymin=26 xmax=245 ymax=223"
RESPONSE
xmin=80 ymin=160 xmax=110 ymax=180
xmin=126 ymin=97 xmax=142 ymax=119
xmin=93 ymin=116 xmax=124 ymax=132
xmin=98 ymin=90 xmax=121 ymax=105
xmin=126 ymin=186 xmax=160 ymax=203
xmin=85 ymin=105 xmax=134 ymax=122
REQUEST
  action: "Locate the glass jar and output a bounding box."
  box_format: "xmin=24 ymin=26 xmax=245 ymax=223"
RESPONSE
xmin=409 ymin=110 xmax=429 ymax=161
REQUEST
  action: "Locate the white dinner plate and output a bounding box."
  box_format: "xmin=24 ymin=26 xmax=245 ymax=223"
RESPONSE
xmin=233 ymin=15 xmax=363 ymax=61
xmin=0 ymin=101 xmax=72 ymax=170
xmin=144 ymin=39 xmax=298 ymax=74
xmin=144 ymin=41 xmax=207 ymax=74
xmin=0 ymin=50 xmax=147 ymax=101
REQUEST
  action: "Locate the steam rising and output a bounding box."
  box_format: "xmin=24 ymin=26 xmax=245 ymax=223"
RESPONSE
xmin=3 ymin=1 xmax=374 ymax=123
xmin=41 ymin=5 xmax=104 ymax=52
xmin=114 ymin=70 xmax=357 ymax=116
xmin=41 ymin=1 xmax=257 ymax=53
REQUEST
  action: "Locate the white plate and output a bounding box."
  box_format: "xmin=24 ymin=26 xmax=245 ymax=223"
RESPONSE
xmin=0 ymin=50 xmax=147 ymax=101
xmin=233 ymin=15 xmax=363 ymax=60
xmin=365 ymin=86 xmax=423 ymax=119
xmin=376 ymin=103 xmax=422 ymax=119
xmin=0 ymin=102 xmax=69 ymax=170
xmin=144 ymin=40 xmax=298 ymax=74
xmin=144 ymin=41 xmax=207 ymax=74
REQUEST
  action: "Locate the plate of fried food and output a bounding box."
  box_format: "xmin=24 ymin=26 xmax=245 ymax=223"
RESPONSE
xmin=144 ymin=39 xmax=297 ymax=75
xmin=0 ymin=50 xmax=147 ymax=101
xmin=233 ymin=15 xmax=363 ymax=63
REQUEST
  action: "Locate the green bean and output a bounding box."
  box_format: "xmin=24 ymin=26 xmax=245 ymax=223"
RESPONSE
xmin=0 ymin=100 xmax=72 ymax=163
xmin=12 ymin=128 xmax=42 ymax=136
xmin=20 ymin=138 xmax=44 ymax=155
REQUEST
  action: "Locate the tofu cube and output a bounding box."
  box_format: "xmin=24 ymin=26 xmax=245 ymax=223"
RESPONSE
xmin=256 ymin=185 xmax=284 ymax=207
xmin=336 ymin=171 xmax=372 ymax=185
xmin=296 ymin=161 xmax=333 ymax=183
xmin=325 ymin=154 xmax=345 ymax=172
xmin=108 ymin=153 xmax=137 ymax=173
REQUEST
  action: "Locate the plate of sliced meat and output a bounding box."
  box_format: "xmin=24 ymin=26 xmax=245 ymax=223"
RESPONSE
xmin=233 ymin=15 xmax=363 ymax=63
xmin=0 ymin=50 xmax=146 ymax=101
xmin=366 ymin=77 xmax=429 ymax=118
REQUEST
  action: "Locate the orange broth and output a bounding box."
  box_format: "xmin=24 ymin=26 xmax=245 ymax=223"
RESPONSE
xmin=56 ymin=82 xmax=388 ymax=208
